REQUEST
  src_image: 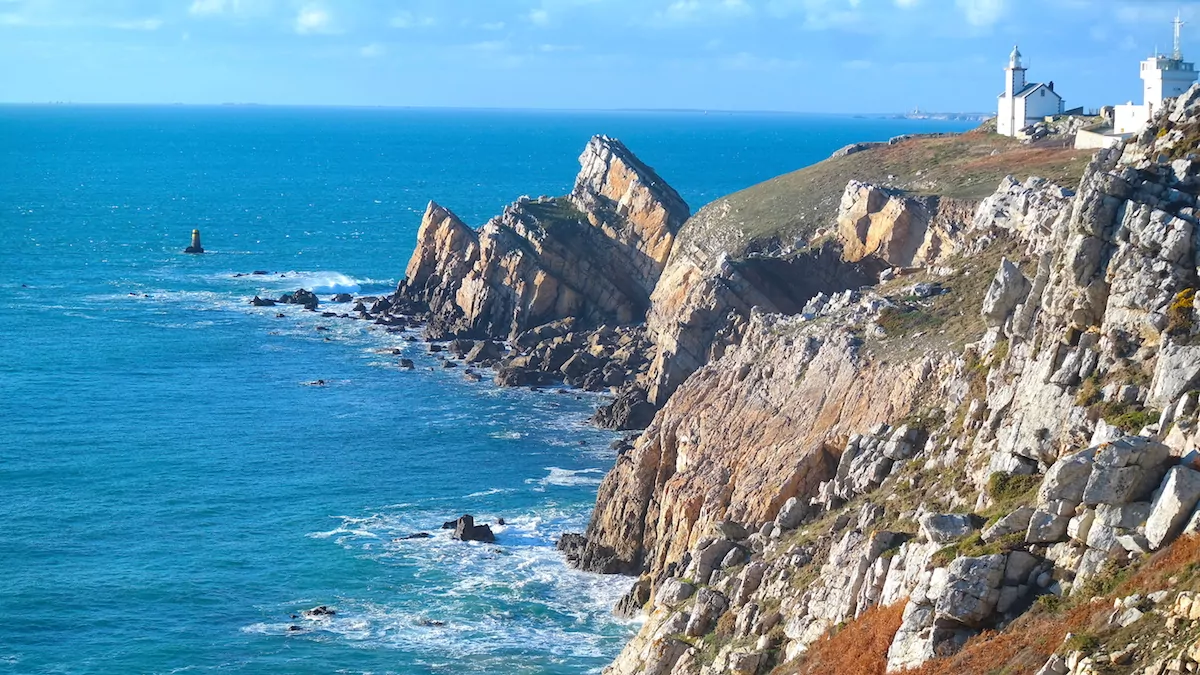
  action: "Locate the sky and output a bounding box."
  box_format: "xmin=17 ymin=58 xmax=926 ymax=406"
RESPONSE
xmin=3 ymin=0 xmax=1200 ymax=113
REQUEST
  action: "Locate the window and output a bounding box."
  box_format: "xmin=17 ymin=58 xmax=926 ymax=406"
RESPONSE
xmin=1040 ymin=89 xmax=1045 ymax=97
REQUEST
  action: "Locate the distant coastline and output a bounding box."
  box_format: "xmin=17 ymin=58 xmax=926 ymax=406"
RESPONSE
xmin=1 ymin=100 xmax=991 ymax=120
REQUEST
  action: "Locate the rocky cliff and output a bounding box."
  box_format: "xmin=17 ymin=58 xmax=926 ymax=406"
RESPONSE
xmin=395 ymin=135 xmax=689 ymax=341
xmin=576 ymin=87 xmax=1200 ymax=675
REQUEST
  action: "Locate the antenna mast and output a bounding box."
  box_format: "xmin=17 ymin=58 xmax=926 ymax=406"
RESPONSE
xmin=1175 ymin=12 xmax=1185 ymax=61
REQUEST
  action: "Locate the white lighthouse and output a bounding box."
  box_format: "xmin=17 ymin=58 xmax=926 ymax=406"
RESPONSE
xmin=1115 ymin=14 xmax=1199 ymax=134
xmin=997 ymin=46 xmax=1064 ymax=137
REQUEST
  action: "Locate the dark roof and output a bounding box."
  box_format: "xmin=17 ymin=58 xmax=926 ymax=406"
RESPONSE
xmin=997 ymin=82 xmax=1062 ymax=100
xmin=1012 ymin=82 xmax=1060 ymax=99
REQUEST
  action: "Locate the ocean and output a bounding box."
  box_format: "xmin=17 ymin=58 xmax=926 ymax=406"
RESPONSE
xmin=0 ymin=106 xmax=976 ymax=674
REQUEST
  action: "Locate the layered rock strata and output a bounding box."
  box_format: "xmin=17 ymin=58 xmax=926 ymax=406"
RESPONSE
xmin=394 ymin=135 xmax=689 ymax=342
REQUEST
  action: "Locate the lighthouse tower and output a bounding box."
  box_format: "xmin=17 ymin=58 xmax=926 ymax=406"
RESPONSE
xmin=1142 ymin=14 xmax=1198 ymax=114
xmin=1115 ymin=14 xmax=1199 ymax=134
xmin=997 ymin=46 xmax=1064 ymax=137
xmin=1005 ymin=45 xmax=1027 ymax=97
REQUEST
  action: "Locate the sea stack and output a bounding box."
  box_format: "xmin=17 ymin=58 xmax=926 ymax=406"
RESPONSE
xmin=184 ymin=229 xmax=204 ymax=254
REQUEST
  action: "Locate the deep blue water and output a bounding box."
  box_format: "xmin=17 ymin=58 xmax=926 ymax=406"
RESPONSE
xmin=0 ymin=106 xmax=975 ymax=674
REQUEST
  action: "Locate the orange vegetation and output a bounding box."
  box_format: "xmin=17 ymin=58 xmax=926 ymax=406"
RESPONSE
xmin=782 ymin=603 xmax=906 ymax=675
xmin=1119 ymin=533 xmax=1200 ymax=595
xmin=905 ymin=535 xmax=1200 ymax=675
xmin=770 ymin=537 xmax=1200 ymax=675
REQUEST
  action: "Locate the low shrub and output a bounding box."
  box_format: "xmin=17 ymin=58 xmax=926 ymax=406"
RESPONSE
xmin=780 ymin=602 xmax=905 ymax=675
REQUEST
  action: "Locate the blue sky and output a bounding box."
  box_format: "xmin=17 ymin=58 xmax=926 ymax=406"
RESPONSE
xmin=2 ymin=0 xmax=1200 ymax=112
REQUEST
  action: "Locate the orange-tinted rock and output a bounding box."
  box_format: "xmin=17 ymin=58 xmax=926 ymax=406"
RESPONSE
xmin=396 ymin=136 xmax=689 ymax=340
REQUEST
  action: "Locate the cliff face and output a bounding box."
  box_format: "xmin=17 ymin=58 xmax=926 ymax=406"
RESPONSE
xmin=586 ymin=312 xmax=949 ymax=577
xmin=585 ymin=87 xmax=1200 ymax=675
xmin=642 ymin=241 xmax=884 ymax=407
xmin=395 ymin=135 xmax=689 ymax=340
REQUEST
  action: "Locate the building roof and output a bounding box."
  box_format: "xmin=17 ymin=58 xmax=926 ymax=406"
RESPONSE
xmin=998 ymin=82 xmax=1063 ymax=100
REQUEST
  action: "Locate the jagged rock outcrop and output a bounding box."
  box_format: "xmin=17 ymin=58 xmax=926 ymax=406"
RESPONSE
xmin=836 ymin=181 xmax=977 ymax=268
xmin=642 ymin=242 xmax=885 ymax=408
xmin=393 ymin=135 xmax=689 ymax=341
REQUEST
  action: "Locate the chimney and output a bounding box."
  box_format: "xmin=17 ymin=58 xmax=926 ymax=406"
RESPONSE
xmin=1049 ymin=80 xmax=1055 ymax=92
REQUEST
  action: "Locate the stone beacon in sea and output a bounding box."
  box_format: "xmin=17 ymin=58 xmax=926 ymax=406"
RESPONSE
xmin=184 ymin=229 xmax=204 ymax=254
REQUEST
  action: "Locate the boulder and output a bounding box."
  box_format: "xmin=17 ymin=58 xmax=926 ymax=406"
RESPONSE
xmin=1146 ymin=466 xmax=1200 ymax=549
xmin=774 ymin=496 xmax=806 ymax=530
xmin=332 ymin=293 xmax=353 ymax=303
xmin=613 ymin=578 xmax=652 ymax=619
xmin=495 ymin=365 xmax=539 ymax=388
xmin=684 ymin=588 xmax=728 ymax=637
xmin=250 ymin=295 xmax=276 ymax=307
xmin=279 ymin=288 xmax=319 ymax=310
xmin=592 ymin=386 xmax=657 ymax=431
xmin=981 ymin=257 xmax=1031 ymax=327
xmin=654 ymin=578 xmax=696 ymax=608
xmin=934 ymin=554 xmax=1007 ymax=627
xmin=687 ymin=538 xmax=737 ymax=585
xmin=1149 ymin=344 xmax=1200 ymax=409
xmin=982 ymin=506 xmax=1034 ymax=543
xmin=919 ymin=513 xmax=976 ymax=544
xmin=301 ymin=605 xmax=335 ymax=619
xmin=450 ymin=515 xmax=496 ymax=543
xmin=465 ymin=340 xmax=503 ymax=364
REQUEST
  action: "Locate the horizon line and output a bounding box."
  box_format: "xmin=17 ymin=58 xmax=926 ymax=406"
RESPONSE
xmin=0 ymin=101 xmax=994 ymax=118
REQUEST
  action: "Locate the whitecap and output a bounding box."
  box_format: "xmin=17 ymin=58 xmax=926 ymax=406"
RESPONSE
xmin=527 ymin=467 xmax=606 ymax=488
xmin=488 ymin=430 xmax=524 ymax=440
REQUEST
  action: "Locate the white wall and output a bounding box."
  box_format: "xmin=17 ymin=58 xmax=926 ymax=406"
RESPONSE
xmin=998 ymin=97 xmax=1015 ymax=136
xmin=1074 ymin=129 xmax=1126 ymax=150
xmin=1023 ymin=88 xmax=1062 ymax=122
xmin=1115 ymin=103 xmax=1150 ymax=134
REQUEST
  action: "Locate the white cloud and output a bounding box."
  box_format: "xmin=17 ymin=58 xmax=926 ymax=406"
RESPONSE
xmin=360 ymin=43 xmax=386 ymax=57
xmin=189 ymin=0 xmax=240 ymax=16
xmin=894 ymin=0 xmax=919 ymax=7
xmin=763 ymin=0 xmax=862 ymax=30
xmin=390 ymin=11 xmax=435 ymax=29
xmin=528 ymin=8 xmax=550 ymax=26
xmin=481 ymin=21 xmax=506 ymax=30
xmin=660 ymin=0 xmax=754 ymax=23
xmin=955 ymin=0 xmax=1006 ymax=27
xmin=294 ymin=4 xmax=335 ymax=34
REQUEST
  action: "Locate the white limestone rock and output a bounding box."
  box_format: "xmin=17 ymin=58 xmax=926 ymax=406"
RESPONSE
xmin=655 ymin=578 xmax=696 ymax=608
xmin=982 ymin=506 xmax=1034 ymax=543
xmin=981 ymin=257 xmax=1032 ymax=327
xmin=1146 ymin=466 xmax=1200 ymax=549
xmin=919 ymin=513 xmax=976 ymax=544
xmin=1149 ymin=344 xmax=1200 ymax=410
xmin=934 ymin=554 xmax=1007 ymax=627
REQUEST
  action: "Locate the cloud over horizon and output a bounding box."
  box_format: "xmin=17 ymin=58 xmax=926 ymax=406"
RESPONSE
xmin=0 ymin=0 xmax=1197 ymax=112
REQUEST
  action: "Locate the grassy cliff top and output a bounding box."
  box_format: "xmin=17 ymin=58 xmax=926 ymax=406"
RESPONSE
xmin=679 ymin=128 xmax=1092 ymax=261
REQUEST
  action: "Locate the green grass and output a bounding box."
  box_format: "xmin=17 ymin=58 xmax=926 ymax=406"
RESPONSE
xmin=678 ymin=128 xmax=1091 ymax=261
xmin=868 ymin=234 xmax=1026 ymax=358
xmin=930 ymin=532 xmax=1024 ymax=568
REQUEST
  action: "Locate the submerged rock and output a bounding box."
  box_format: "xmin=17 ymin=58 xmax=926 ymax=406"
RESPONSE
xmin=301 ymin=605 xmax=336 ymax=619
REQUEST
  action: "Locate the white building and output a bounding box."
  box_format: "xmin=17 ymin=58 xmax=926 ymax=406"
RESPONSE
xmin=997 ymin=46 xmax=1064 ymax=137
xmin=1114 ymin=16 xmax=1199 ymax=134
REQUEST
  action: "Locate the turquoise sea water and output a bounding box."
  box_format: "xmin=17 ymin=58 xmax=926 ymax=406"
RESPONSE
xmin=0 ymin=106 xmax=975 ymax=674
